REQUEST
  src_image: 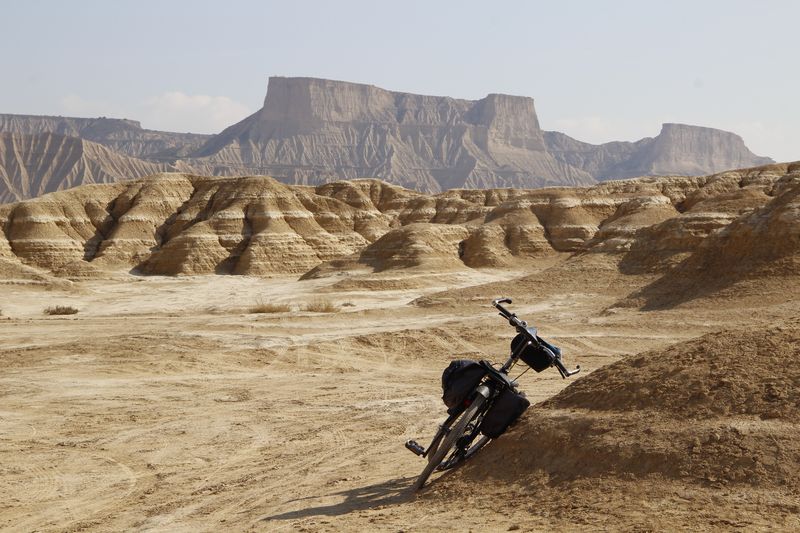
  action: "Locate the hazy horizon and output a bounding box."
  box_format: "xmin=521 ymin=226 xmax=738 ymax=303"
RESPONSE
xmin=2 ymin=0 xmax=798 ymax=162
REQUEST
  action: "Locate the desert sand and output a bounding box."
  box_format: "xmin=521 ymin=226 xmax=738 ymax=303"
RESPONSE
xmin=1 ymin=162 xmax=799 ymax=531
xmin=1 ymin=254 xmax=798 ymax=532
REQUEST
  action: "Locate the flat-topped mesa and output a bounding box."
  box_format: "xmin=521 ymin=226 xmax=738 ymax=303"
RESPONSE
xmin=0 ymin=77 xmax=775 ymax=200
xmin=261 ymin=77 xmax=399 ymax=126
xmin=468 ymin=93 xmax=546 ymax=150
xmin=258 ymin=77 xmax=544 ymax=140
xmin=191 ymin=76 xmax=572 ymax=192
xmin=0 ymin=114 xmax=143 ymax=136
xmin=610 ymin=123 xmax=775 ymax=179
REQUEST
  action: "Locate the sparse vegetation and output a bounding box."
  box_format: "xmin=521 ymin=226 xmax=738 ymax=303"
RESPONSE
xmin=304 ymin=298 xmax=339 ymax=313
xmin=248 ymin=299 xmax=291 ymax=314
xmin=44 ymin=305 xmax=79 ymax=316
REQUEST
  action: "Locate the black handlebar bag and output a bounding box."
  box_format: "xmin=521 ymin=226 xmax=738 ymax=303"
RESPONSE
xmin=511 ymin=333 xmax=556 ymax=372
xmin=480 ymin=388 xmax=530 ymax=439
xmin=441 ymin=359 xmax=487 ymax=411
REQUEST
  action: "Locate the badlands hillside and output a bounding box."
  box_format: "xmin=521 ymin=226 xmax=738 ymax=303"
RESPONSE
xmin=0 ymin=114 xmax=209 ymax=160
xmin=0 ymin=132 xmax=175 ymax=204
xmin=1 ymin=161 xmax=799 ymax=531
xmin=1 ymin=161 xmax=796 ymax=286
xmin=0 ymin=77 xmax=772 ymax=201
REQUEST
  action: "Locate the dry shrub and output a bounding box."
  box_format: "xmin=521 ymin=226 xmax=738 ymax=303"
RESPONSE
xmin=249 ymin=299 xmax=291 ymax=314
xmin=304 ymin=298 xmax=339 ymax=313
xmin=44 ymin=305 xmax=79 ymax=315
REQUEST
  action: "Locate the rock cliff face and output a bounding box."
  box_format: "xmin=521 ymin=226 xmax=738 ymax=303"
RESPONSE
xmin=618 ymin=123 xmax=774 ymax=178
xmin=0 ymin=78 xmax=774 ymax=201
xmin=1 ymin=162 xmax=796 ymax=283
xmin=188 ymin=77 xmax=592 ymax=192
xmin=545 ymin=123 xmax=773 ymax=180
xmin=0 ymin=132 xmax=170 ymax=204
xmin=0 ymin=114 xmax=210 ymax=160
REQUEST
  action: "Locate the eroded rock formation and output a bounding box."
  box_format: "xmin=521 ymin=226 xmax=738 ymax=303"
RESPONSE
xmin=186 ymin=77 xmax=593 ymax=192
xmin=545 ymin=123 xmax=772 ymax=180
xmin=0 ymin=132 xmax=172 ymax=204
xmin=0 ymin=114 xmax=209 ymax=160
xmin=1 ymin=162 xmax=797 ymax=284
xmin=0 ymin=77 xmax=774 ymax=201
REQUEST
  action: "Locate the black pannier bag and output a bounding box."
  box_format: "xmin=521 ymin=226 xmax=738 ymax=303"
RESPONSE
xmin=441 ymin=359 xmax=487 ymax=410
xmin=511 ymin=333 xmax=556 ymax=372
xmin=480 ymin=388 xmax=531 ymax=439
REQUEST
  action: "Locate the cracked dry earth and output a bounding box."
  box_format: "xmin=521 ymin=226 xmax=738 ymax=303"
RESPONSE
xmin=1 ymin=264 xmax=798 ymax=531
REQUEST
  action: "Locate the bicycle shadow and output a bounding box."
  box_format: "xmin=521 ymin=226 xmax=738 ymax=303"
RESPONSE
xmin=262 ymin=476 xmax=416 ymax=521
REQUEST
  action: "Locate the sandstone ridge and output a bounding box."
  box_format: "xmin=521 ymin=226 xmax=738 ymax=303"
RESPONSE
xmin=1 ymin=163 xmax=797 ymax=293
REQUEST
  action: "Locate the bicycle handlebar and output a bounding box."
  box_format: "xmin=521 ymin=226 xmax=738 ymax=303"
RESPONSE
xmin=492 ymin=297 xmax=580 ymax=379
xmin=492 ymin=298 xmax=528 ymax=330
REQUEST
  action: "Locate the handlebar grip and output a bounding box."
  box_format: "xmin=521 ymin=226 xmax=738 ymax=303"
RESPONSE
xmin=492 ymin=298 xmax=514 ymax=319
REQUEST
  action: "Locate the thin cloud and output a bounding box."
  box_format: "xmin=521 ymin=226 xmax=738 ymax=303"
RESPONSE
xmin=141 ymin=92 xmax=252 ymax=134
xmin=60 ymin=94 xmax=126 ymax=118
xmin=59 ymin=92 xmax=253 ymax=134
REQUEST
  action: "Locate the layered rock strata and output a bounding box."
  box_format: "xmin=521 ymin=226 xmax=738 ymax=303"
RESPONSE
xmin=1 ymin=163 xmax=797 ymax=281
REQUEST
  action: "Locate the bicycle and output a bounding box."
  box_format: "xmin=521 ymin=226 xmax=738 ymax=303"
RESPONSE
xmin=405 ymin=298 xmax=580 ymax=490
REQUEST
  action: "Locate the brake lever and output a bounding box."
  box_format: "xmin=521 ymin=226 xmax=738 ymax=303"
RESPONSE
xmin=554 ymin=358 xmax=581 ymax=379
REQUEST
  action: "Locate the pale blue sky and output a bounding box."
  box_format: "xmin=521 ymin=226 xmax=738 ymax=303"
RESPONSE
xmin=2 ymin=0 xmax=797 ymax=161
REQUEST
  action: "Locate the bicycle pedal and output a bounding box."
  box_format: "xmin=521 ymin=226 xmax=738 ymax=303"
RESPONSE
xmin=404 ymin=440 xmax=425 ymax=456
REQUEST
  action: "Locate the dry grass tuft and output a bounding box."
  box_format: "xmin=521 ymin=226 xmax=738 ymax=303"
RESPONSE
xmin=44 ymin=305 xmax=79 ymax=316
xmin=304 ymin=298 xmax=339 ymax=313
xmin=249 ymin=299 xmax=291 ymax=314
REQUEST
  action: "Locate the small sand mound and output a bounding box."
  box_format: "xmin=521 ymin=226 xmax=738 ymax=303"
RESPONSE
xmin=0 ymin=257 xmax=64 ymax=286
xmin=51 ymin=259 xmax=110 ymax=280
xmin=330 ymin=277 xmax=422 ymax=291
xmin=359 ymin=223 xmax=469 ymax=272
xmin=445 ymin=323 xmax=800 ymax=497
xmin=548 ymin=325 xmax=800 ymax=420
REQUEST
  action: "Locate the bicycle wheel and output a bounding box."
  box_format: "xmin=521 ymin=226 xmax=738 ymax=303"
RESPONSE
xmin=412 ymin=394 xmax=486 ymax=491
xmin=443 ymin=434 xmax=490 ymax=469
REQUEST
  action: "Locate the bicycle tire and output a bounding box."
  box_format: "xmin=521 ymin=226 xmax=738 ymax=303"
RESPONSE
xmin=439 ymin=435 xmax=492 ymax=470
xmin=412 ymin=394 xmax=486 ymax=491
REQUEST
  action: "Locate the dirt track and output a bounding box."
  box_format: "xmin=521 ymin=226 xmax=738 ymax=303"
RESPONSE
xmin=1 ymin=267 xmax=796 ymax=531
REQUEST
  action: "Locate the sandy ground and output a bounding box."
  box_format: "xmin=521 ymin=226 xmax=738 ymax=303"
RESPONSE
xmin=0 ymin=264 xmax=796 ymax=531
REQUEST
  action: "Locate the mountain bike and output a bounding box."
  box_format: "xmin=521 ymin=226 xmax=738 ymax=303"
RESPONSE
xmin=405 ymin=298 xmax=580 ymax=490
